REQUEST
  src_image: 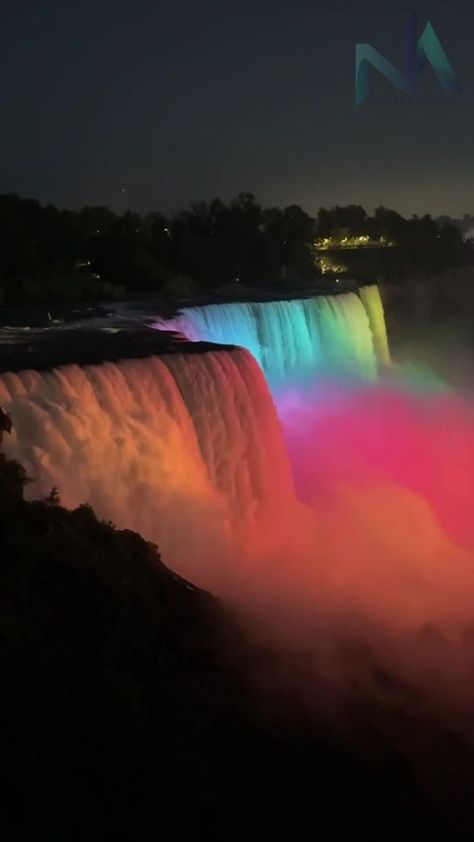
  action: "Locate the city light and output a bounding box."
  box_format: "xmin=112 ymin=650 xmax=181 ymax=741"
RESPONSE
xmin=314 ymin=234 xmax=395 ymax=250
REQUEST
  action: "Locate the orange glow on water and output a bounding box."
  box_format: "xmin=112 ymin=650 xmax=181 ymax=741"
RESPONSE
xmin=1 ymin=289 xmax=474 ymax=709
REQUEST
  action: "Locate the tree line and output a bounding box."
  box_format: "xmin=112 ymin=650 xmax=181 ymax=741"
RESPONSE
xmin=0 ymin=193 xmax=469 ymax=305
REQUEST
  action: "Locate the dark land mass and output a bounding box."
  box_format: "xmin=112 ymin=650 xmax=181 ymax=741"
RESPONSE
xmin=1 ymin=456 xmax=474 ymax=841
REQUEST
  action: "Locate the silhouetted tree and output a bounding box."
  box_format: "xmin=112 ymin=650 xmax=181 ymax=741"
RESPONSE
xmin=0 ymin=194 xmax=469 ymax=303
xmin=0 ymin=453 xmax=30 ymax=502
xmin=44 ymin=486 xmax=60 ymax=506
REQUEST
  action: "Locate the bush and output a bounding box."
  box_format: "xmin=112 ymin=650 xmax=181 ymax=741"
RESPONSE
xmin=0 ymin=453 xmax=31 ymax=501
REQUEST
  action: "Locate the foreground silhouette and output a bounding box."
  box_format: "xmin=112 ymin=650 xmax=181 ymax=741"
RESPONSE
xmin=0 ymin=406 xmax=12 ymax=443
xmin=0 ymin=455 xmax=472 ymax=841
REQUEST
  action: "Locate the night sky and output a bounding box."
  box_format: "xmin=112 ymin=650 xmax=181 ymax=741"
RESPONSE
xmin=1 ymin=0 xmax=472 ymax=216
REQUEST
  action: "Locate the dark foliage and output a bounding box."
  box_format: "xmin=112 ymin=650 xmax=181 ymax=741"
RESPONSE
xmin=0 ymin=192 xmax=317 ymax=303
xmin=0 ymin=456 xmax=257 ymax=837
xmin=0 ymin=194 xmax=469 ymax=305
xmin=316 ymin=204 xmax=469 ymax=280
xmin=0 ymin=455 xmax=471 ymax=840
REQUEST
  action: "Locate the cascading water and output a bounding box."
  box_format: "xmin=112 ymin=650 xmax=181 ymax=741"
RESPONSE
xmin=0 ymin=285 xmax=387 ymax=589
xmin=0 ymin=283 xmax=422 ymax=569
xmin=0 ymin=348 xmax=297 ymax=587
xmin=359 ymin=284 xmax=391 ymax=366
xmin=4 ymin=281 xmax=474 ymax=816
xmin=2 ymin=284 xmax=474 ymax=641
xmin=154 ymin=290 xmax=380 ymax=393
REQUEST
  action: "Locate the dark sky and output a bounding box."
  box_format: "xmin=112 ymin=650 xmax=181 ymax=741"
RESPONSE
xmin=1 ymin=0 xmax=472 ymax=216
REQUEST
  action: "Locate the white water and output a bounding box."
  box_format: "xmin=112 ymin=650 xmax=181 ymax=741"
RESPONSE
xmin=5 ymin=287 xmax=474 ymax=728
xmin=154 ymin=291 xmax=378 ymax=392
xmin=0 ymin=348 xmax=297 ymax=586
xmin=0 ymin=288 xmax=386 ymax=587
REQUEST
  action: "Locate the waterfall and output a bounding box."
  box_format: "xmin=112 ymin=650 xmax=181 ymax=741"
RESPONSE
xmin=359 ymin=285 xmax=391 ymax=366
xmin=0 ymin=288 xmax=391 ymax=587
xmin=0 ymin=348 xmax=296 ymax=586
xmin=4 ymin=288 xmax=474 ymax=638
xmin=155 ymin=291 xmax=379 ymax=393
xmin=4 ymin=287 xmax=474 ymax=703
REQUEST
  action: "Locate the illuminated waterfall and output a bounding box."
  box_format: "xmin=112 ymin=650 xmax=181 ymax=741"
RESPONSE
xmin=0 ymin=289 xmax=396 ymax=590
xmin=155 ymin=291 xmax=379 ymax=392
xmin=0 ymin=348 xmax=295 ymax=586
xmin=359 ymin=285 xmax=391 ymax=366
xmin=3 ymin=290 xmax=474 ymax=641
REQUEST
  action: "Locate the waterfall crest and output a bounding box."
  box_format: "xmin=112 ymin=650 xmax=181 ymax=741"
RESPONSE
xmin=0 ymin=289 xmax=391 ymax=585
xmin=359 ymin=285 xmax=391 ymax=366
xmin=155 ymin=291 xmax=379 ymax=392
xmin=0 ymin=348 xmax=295 ymax=584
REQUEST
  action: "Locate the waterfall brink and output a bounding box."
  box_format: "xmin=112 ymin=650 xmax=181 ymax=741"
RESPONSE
xmin=0 ymin=289 xmax=392 ymax=590
xmin=2 ymin=290 xmax=474 ymax=643
xmin=359 ymin=285 xmax=391 ymax=367
xmin=155 ymin=291 xmax=380 ymax=393
xmin=0 ymin=348 xmax=296 ymax=587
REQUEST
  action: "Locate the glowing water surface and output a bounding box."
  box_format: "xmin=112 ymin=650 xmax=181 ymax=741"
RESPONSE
xmin=154 ymin=290 xmax=380 ymax=394
xmin=0 ymin=287 xmax=473 ymax=653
